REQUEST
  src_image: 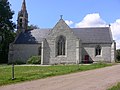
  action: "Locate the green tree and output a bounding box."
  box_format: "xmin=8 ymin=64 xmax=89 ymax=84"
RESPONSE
xmin=27 ymin=24 xmax=39 ymax=30
xmin=0 ymin=0 xmax=16 ymax=63
xmin=116 ymin=49 xmax=120 ymax=61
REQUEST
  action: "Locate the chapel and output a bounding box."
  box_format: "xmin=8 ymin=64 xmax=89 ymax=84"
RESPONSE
xmin=8 ymin=0 xmax=116 ymax=64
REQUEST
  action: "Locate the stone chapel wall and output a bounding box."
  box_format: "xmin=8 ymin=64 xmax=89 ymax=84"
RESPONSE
xmin=8 ymin=44 xmax=41 ymax=63
xmin=82 ymin=43 xmax=112 ymax=62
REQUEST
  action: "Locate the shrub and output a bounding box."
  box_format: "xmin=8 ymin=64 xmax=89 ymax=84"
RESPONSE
xmin=108 ymin=82 xmax=120 ymax=90
xmin=27 ymin=56 xmax=41 ymax=64
xmin=116 ymin=49 xmax=120 ymax=62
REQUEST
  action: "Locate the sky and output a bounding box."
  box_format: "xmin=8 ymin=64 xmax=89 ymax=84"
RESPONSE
xmin=9 ymin=0 xmax=120 ymax=49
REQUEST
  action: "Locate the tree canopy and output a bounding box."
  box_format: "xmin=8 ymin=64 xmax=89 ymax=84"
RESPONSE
xmin=27 ymin=24 xmax=39 ymax=30
xmin=0 ymin=0 xmax=16 ymax=63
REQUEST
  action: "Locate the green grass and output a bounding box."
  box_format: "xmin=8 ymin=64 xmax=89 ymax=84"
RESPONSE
xmin=0 ymin=63 xmax=112 ymax=86
xmin=108 ymin=82 xmax=120 ymax=90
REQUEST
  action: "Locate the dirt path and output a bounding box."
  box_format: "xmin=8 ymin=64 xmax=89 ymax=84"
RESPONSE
xmin=1 ymin=64 xmax=120 ymax=90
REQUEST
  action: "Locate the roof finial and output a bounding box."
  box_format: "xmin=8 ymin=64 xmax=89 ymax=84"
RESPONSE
xmin=60 ymin=15 xmax=63 ymax=19
xmin=109 ymin=24 xmax=111 ymax=27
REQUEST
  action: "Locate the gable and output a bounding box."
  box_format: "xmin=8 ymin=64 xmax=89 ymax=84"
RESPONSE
xmin=52 ymin=19 xmax=71 ymax=30
xmin=47 ymin=18 xmax=78 ymax=40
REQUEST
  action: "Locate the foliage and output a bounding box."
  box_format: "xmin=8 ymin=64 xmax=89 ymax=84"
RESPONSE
xmin=116 ymin=49 xmax=120 ymax=62
xmin=0 ymin=0 xmax=16 ymax=63
xmin=108 ymin=82 xmax=120 ymax=90
xmin=0 ymin=63 xmax=112 ymax=86
xmin=27 ymin=24 xmax=39 ymax=30
xmin=27 ymin=56 xmax=41 ymax=64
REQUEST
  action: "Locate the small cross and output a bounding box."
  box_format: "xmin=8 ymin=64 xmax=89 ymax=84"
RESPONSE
xmin=60 ymin=15 xmax=63 ymax=19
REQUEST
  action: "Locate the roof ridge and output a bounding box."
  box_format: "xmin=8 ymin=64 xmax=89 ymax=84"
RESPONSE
xmin=71 ymin=27 xmax=109 ymax=29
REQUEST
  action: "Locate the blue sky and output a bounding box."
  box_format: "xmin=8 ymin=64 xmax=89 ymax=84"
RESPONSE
xmin=9 ymin=0 xmax=120 ymax=49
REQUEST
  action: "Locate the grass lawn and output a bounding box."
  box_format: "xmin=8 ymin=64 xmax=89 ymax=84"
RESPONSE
xmin=0 ymin=63 xmax=112 ymax=86
xmin=108 ymin=82 xmax=120 ymax=90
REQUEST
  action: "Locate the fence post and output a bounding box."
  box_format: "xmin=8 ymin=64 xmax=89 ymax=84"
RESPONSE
xmin=12 ymin=63 xmax=15 ymax=80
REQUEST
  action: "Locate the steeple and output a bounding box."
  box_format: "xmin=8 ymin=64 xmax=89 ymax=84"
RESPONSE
xmin=17 ymin=0 xmax=28 ymax=33
xmin=21 ymin=0 xmax=26 ymax=11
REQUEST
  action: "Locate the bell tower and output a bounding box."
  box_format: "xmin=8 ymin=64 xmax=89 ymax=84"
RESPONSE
xmin=17 ymin=0 xmax=28 ymax=33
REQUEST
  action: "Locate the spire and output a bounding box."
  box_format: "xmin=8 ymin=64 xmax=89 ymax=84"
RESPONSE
xmin=21 ymin=0 xmax=26 ymax=11
xmin=17 ymin=0 xmax=28 ymax=33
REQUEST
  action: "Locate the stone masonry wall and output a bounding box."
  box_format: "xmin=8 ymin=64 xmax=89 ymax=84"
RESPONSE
xmin=8 ymin=44 xmax=41 ymax=63
xmin=44 ymin=19 xmax=81 ymax=65
xmin=82 ymin=43 xmax=112 ymax=62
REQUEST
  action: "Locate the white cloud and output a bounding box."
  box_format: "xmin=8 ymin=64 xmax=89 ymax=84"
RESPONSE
xmin=110 ymin=19 xmax=120 ymax=40
xmin=75 ymin=13 xmax=106 ymax=27
xmin=110 ymin=19 xmax=120 ymax=49
xmin=65 ymin=20 xmax=74 ymax=26
xmin=116 ymin=40 xmax=120 ymax=50
xmin=74 ymin=13 xmax=120 ymax=49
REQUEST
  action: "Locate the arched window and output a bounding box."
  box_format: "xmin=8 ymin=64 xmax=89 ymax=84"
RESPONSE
xmin=95 ymin=45 xmax=101 ymax=56
xmin=57 ymin=36 xmax=66 ymax=56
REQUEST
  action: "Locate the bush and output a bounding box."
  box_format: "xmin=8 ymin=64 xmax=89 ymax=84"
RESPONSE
xmin=116 ymin=49 xmax=120 ymax=62
xmin=27 ymin=56 xmax=41 ymax=64
xmin=108 ymin=82 xmax=120 ymax=90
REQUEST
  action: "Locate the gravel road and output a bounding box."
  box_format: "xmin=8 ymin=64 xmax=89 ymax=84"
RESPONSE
xmin=0 ymin=64 xmax=120 ymax=90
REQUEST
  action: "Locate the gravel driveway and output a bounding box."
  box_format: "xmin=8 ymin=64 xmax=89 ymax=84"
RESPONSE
xmin=1 ymin=64 xmax=120 ymax=90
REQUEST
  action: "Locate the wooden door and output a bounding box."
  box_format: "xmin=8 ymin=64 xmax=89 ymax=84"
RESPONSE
xmin=85 ymin=55 xmax=89 ymax=63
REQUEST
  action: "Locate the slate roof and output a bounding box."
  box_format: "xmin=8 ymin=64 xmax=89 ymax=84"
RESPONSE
xmin=15 ymin=29 xmax=50 ymax=44
xmin=14 ymin=27 xmax=113 ymax=44
xmin=72 ymin=27 xmax=113 ymax=44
